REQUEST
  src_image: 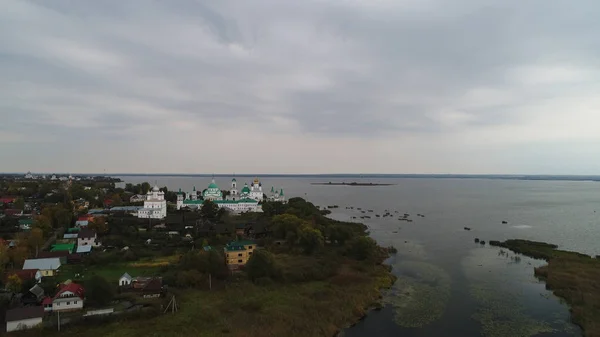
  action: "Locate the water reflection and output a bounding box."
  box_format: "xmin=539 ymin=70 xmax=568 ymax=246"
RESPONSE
xmin=462 ymin=246 xmax=579 ymax=337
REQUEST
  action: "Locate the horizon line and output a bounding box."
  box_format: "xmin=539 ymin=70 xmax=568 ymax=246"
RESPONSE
xmin=2 ymin=172 xmax=600 ymax=178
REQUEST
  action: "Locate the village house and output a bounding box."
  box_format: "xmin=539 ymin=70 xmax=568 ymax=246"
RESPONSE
xmin=50 ymin=282 xmax=85 ymax=312
xmin=37 ymin=250 xmax=69 ymax=264
xmin=5 ymin=306 xmax=44 ymax=332
xmin=18 ymin=219 xmax=33 ymax=230
xmin=119 ymin=274 xmax=164 ymax=298
xmin=224 ymin=240 xmax=256 ymax=268
xmin=22 ymin=258 xmax=61 ymax=277
xmin=10 ymin=269 xmax=42 ymax=284
xmin=50 ymin=243 xmax=75 ymax=254
xmin=77 ymin=229 xmax=100 ymax=247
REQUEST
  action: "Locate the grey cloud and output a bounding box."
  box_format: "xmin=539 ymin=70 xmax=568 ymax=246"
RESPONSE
xmin=1 ymin=0 xmax=600 ymax=173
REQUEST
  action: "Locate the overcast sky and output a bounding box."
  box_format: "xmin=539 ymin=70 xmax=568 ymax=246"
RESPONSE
xmin=2 ymin=0 xmax=599 ymax=174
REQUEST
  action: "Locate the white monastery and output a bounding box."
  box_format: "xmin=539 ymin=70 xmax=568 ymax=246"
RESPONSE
xmin=176 ymin=177 xmax=286 ymax=213
xmin=137 ymin=185 xmax=167 ymax=219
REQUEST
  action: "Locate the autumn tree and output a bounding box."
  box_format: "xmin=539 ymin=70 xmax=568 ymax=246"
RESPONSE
xmin=6 ymin=274 xmax=22 ymax=293
xmin=33 ymin=215 xmax=52 ymax=237
xmin=88 ymin=217 xmax=108 ymax=234
xmin=28 ymin=228 xmax=45 ymax=258
xmin=8 ymin=233 xmax=30 ymax=269
xmin=0 ymin=244 xmax=9 ymax=275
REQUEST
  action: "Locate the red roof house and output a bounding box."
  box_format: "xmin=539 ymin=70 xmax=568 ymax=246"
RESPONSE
xmin=42 ymin=297 xmax=53 ymax=312
xmin=52 ymin=282 xmax=85 ymax=312
xmin=9 ymin=269 xmax=42 ymax=283
xmin=78 ymin=215 xmax=93 ymax=222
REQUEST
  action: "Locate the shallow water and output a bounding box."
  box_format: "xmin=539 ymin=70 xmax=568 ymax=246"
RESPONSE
xmin=118 ymin=175 xmax=596 ymax=336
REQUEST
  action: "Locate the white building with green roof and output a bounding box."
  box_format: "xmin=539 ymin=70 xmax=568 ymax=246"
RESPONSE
xmin=202 ymin=179 xmax=223 ymax=200
xmin=269 ymin=186 xmax=286 ymax=202
xmin=176 ymin=178 xmax=264 ymax=213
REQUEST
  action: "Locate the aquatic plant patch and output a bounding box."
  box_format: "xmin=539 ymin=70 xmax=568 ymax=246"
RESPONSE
xmin=383 ymin=261 xmax=451 ymax=327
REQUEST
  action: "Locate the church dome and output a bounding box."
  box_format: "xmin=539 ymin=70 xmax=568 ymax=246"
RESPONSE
xmin=241 ymin=186 xmax=251 ymax=194
xmin=152 ymin=185 xmax=159 ymax=192
xmin=207 ymin=178 xmax=219 ymax=189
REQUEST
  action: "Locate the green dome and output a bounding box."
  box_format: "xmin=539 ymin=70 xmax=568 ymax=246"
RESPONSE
xmin=208 ymin=182 xmax=218 ymax=189
xmin=241 ymin=186 xmax=251 ymax=193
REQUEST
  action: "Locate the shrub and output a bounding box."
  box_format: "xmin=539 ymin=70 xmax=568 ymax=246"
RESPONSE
xmin=246 ymin=250 xmax=282 ymax=283
xmin=346 ymin=236 xmax=378 ymax=261
xmin=86 ymin=275 xmax=114 ymax=306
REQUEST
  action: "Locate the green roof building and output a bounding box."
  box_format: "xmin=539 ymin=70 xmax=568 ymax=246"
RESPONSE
xmin=51 ymin=243 xmax=75 ymax=253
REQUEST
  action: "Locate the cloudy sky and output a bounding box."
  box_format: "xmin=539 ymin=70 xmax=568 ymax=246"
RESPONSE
xmin=2 ymin=0 xmax=599 ymax=174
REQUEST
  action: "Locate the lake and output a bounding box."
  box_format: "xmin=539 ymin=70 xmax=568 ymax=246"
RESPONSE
xmin=118 ymin=175 xmax=599 ymax=337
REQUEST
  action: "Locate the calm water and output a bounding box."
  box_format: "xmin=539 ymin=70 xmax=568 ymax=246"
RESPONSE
xmin=118 ymin=176 xmax=599 ymax=337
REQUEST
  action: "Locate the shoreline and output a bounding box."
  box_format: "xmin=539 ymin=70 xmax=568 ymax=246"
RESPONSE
xmin=490 ymin=239 xmax=598 ymax=336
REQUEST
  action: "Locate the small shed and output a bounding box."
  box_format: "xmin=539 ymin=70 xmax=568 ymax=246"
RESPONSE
xmin=119 ymin=272 xmax=132 ymax=286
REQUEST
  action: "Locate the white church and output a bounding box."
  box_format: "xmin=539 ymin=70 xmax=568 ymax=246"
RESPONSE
xmin=176 ymin=177 xmax=286 ymax=213
xmin=138 ymin=185 xmax=167 ymax=219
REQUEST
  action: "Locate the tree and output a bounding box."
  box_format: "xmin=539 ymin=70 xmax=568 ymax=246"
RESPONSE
xmin=0 ymin=245 xmax=9 ymax=276
xmin=328 ymin=225 xmax=353 ymax=245
xmin=270 ymin=214 xmax=303 ymax=242
xmin=28 ymin=228 xmax=45 ymax=257
xmin=110 ymin=193 xmax=123 ymax=206
xmin=245 ymin=250 xmax=281 ymax=282
xmin=86 ymin=275 xmax=114 ymax=306
xmin=33 ymin=215 xmax=52 ymax=237
xmin=262 ymin=201 xmax=288 ymax=217
xmin=8 ymin=242 xmax=28 ymax=269
xmin=41 ymin=205 xmax=72 ymax=228
xmin=13 ymin=197 xmax=25 ymax=210
xmin=346 ymin=236 xmax=378 ymax=261
xmin=200 ymin=200 xmax=219 ymax=220
xmin=141 ymin=182 xmax=151 ymax=195
xmin=6 ymin=274 xmax=22 ymax=293
xmin=298 ymin=226 xmax=324 ymax=254
xmin=88 ymin=217 xmax=108 ymax=234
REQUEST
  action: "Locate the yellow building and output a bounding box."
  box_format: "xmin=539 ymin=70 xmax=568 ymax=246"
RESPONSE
xmin=224 ymin=240 xmax=256 ymax=267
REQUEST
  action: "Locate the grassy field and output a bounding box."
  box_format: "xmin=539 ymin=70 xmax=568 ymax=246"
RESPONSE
xmin=57 ymin=255 xmax=179 ymax=283
xmin=20 ymin=258 xmax=393 ymax=337
xmin=491 ymin=239 xmax=600 ymax=337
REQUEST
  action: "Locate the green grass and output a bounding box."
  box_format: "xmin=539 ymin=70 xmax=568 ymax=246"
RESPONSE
xmin=491 ymin=239 xmax=600 ymax=337
xmin=58 ymin=263 xmax=162 ymax=283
